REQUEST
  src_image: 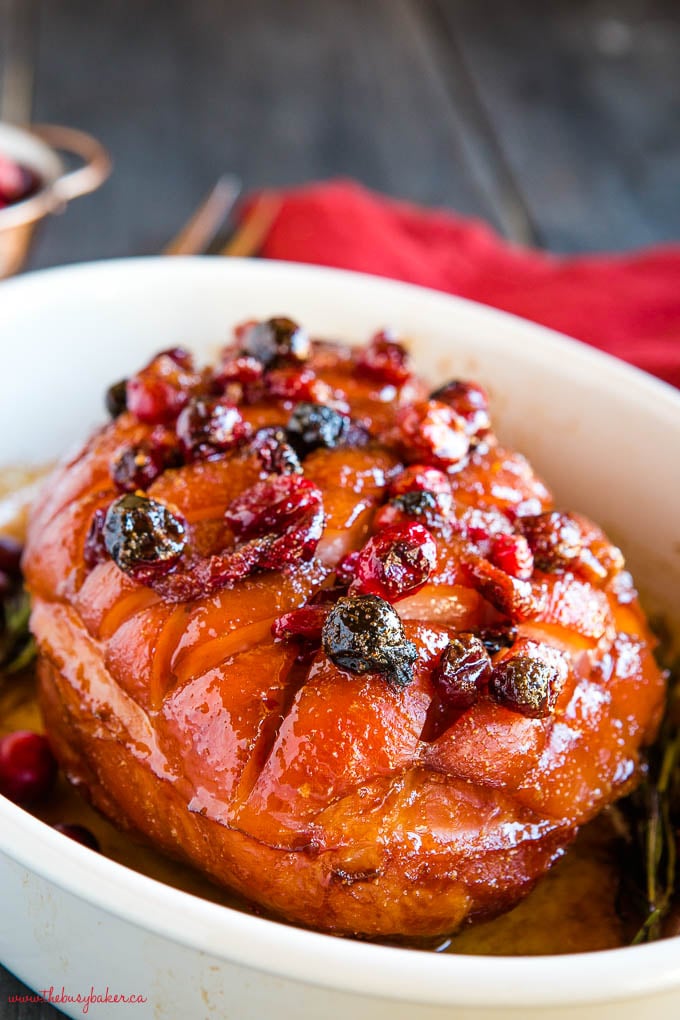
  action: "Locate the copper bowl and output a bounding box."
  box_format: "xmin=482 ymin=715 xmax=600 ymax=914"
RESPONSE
xmin=0 ymin=121 xmax=111 ymax=278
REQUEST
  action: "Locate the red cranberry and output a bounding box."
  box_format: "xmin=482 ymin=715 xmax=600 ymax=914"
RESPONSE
xmin=157 ymin=347 xmax=194 ymax=368
xmin=176 ymin=397 xmax=251 ymax=459
xmin=431 ymin=380 xmax=490 ymax=437
xmin=397 ymin=400 xmax=469 ymax=467
xmin=126 ymin=349 xmax=198 ymax=425
xmin=225 ymin=475 xmax=320 ymax=543
xmin=0 ymin=155 xmax=39 ymax=204
xmin=83 ymin=508 xmax=109 ymax=568
xmin=251 ymin=427 xmax=302 ymax=476
xmin=463 ymin=555 xmax=535 ymax=621
xmin=241 ymin=317 xmax=310 ymax=367
xmin=272 ymin=605 xmax=328 ymax=642
xmin=356 ymin=330 xmax=412 ymax=386
xmin=432 ymin=633 xmax=492 ymax=710
xmin=53 ymin=823 xmax=100 ymax=852
xmin=489 ymin=533 xmax=534 ymax=580
xmin=216 ymin=354 xmax=263 ymax=388
xmin=389 ymin=465 xmax=452 ymax=500
xmin=518 ymin=511 xmax=583 ymax=573
xmin=335 ymin=551 xmax=360 ymax=586
xmin=457 ymin=506 xmax=513 ymax=547
xmin=0 ymin=731 xmax=57 ymax=804
xmin=0 ymin=536 xmax=23 ymax=578
xmin=352 ymin=522 xmax=437 ymax=602
xmin=489 ymin=655 xmax=557 ymax=718
xmin=264 ymin=367 xmax=325 ymax=403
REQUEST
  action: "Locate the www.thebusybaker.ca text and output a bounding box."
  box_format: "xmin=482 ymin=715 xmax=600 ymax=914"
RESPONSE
xmin=8 ymin=985 xmax=147 ymax=1014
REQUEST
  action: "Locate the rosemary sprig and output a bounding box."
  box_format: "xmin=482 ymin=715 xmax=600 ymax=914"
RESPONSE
xmin=0 ymin=586 xmax=36 ymax=676
xmin=625 ymin=668 xmax=680 ymax=944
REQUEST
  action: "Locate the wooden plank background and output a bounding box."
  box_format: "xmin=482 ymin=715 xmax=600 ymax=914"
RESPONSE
xmin=1 ymin=0 xmax=679 ymax=1015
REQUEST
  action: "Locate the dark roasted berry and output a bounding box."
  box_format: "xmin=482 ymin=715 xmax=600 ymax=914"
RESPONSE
xmin=252 ymin=427 xmax=302 ymax=475
xmin=104 ymin=494 xmax=186 ymax=578
xmin=430 ymin=380 xmax=490 ymax=437
xmin=432 ymin=633 xmax=492 ymax=710
xmin=241 ymin=317 xmax=310 ymax=368
xmin=352 ymin=523 xmax=437 ymax=601
xmin=105 ymin=379 xmax=128 ymax=418
xmin=53 ymin=823 xmax=100 ymax=852
xmin=397 ymin=400 xmax=469 ymax=467
xmin=0 ymin=731 xmax=57 ymax=804
xmin=83 ymin=508 xmax=109 ymax=568
xmin=322 ymin=594 xmax=417 ymax=688
xmin=176 ymin=397 xmax=251 ymax=459
xmin=111 ymin=441 xmax=181 ymax=493
xmin=489 ymin=655 xmax=558 ymax=718
xmin=478 ymin=625 xmax=518 ymax=657
xmin=356 ymin=330 xmax=411 ymax=386
xmin=518 ymin=511 xmax=583 ymax=573
xmin=0 ymin=536 xmax=23 ymax=578
xmin=287 ymin=402 xmax=350 ymax=457
xmin=375 ymin=490 xmax=445 ymax=531
xmin=489 ymin=533 xmax=534 ymax=580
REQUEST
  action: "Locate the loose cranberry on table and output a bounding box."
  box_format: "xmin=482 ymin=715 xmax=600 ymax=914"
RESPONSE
xmin=0 ymin=536 xmax=23 ymax=578
xmin=0 ymin=731 xmax=57 ymax=805
xmin=53 ymin=823 xmax=100 ymax=852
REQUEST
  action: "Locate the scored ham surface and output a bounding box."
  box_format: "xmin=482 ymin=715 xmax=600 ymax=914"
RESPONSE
xmin=23 ymin=323 xmax=665 ymax=937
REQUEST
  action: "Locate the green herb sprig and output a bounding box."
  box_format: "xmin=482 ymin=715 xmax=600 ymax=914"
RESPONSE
xmin=0 ymin=586 xmax=36 ymax=676
xmin=621 ymin=653 xmax=680 ymax=944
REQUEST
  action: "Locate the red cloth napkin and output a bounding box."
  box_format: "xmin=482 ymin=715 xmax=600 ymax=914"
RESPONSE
xmin=256 ymin=180 xmax=680 ymax=389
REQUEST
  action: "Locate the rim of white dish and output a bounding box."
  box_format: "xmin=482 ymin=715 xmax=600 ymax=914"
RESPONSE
xmin=2 ymin=256 xmax=680 ymax=1009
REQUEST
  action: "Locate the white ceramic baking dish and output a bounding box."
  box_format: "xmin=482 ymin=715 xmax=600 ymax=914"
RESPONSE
xmin=1 ymin=257 xmax=679 ymax=1019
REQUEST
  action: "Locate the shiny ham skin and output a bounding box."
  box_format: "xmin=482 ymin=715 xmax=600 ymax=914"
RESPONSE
xmin=24 ymin=335 xmax=666 ymax=937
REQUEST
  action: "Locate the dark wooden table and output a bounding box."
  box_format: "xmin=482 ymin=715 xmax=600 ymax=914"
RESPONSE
xmin=1 ymin=0 xmax=679 ymax=1015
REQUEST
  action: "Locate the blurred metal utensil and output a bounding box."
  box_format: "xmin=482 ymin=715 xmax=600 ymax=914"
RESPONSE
xmin=218 ymin=191 xmax=281 ymax=257
xmin=163 ymin=175 xmax=241 ymax=255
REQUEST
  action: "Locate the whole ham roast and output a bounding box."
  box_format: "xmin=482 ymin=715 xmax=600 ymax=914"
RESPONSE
xmin=23 ymin=320 xmax=665 ymax=937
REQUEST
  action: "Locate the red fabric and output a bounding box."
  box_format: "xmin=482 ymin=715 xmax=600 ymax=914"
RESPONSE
xmin=256 ymin=180 xmax=680 ymax=389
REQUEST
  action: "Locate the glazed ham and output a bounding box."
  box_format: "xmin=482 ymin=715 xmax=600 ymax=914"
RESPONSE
xmin=24 ymin=320 xmax=665 ymax=937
